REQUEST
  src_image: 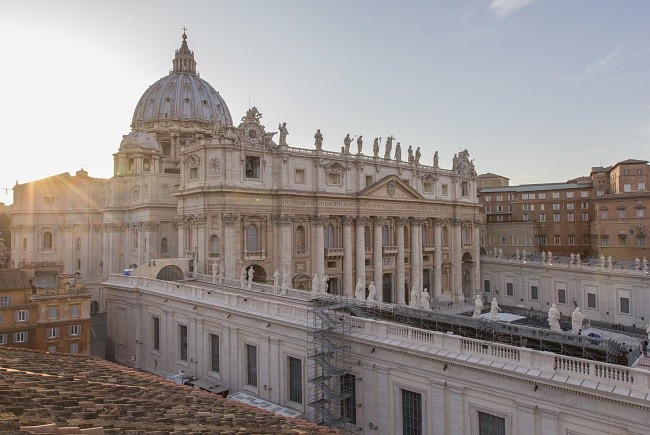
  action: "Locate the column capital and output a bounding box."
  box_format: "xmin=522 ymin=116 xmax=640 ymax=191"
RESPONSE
xmin=222 ymin=212 xmax=239 ymax=225
xmin=373 ymin=216 xmax=389 ymax=226
xmin=271 ymin=214 xmax=294 ymax=225
xmin=356 ymin=216 xmax=371 ymax=226
xmin=342 ymin=215 xmax=355 ymax=226
xmin=432 ymin=217 xmax=443 ymax=226
xmin=396 ymin=217 xmax=410 ymax=226
xmin=310 ymin=215 xmax=328 ymax=225
xmin=143 ymin=221 xmax=160 ymax=230
xmin=410 ymin=217 xmax=426 ymax=226
xmin=451 ymin=218 xmax=462 ymax=226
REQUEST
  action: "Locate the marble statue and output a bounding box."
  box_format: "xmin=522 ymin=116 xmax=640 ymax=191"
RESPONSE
xmin=278 ymin=122 xmax=288 ymax=146
xmin=643 ymin=257 xmax=648 ymax=272
xmin=312 ymin=273 xmax=320 ymax=292
xmin=600 ymin=255 xmax=606 ymax=267
xmin=343 ymin=133 xmax=352 ymax=154
xmin=355 ymin=279 xmax=365 ymax=300
xmin=367 ymin=282 xmax=377 ymax=302
xmin=635 ymin=257 xmax=641 ymax=270
xmin=548 ymin=303 xmax=561 ymax=332
xmin=498 ymin=248 xmax=503 ymax=258
xmin=240 ymin=267 xmax=247 ymax=289
xmin=515 ymin=249 xmax=520 ymax=260
xmin=282 ymin=268 xmax=291 ymax=294
xmin=490 ymin=297 xmax=501 ymax=321
xmin=576 ymin=253 xmax=581 ymax=265
xmin=394 ymin=142 xmax=401 ymax=161
xmin=433 ymin=151 xmax=439 ymax=168
xmin=218 ymin=267 xmax=224 ymax=285
xmin=421 ymin=288 xmax=431 ymax=310
xmin=571 ymin=307 xmax=584 ymax=334
xmin=247 ymin=266 xmax=254 ymax=289
xmin=357 ymin=135 xmax=363 ymax=154
xmin=273 ymin=269 xmax=280 ymax=293
xmin=384 ymin=136 xmax=393 ymax=159
xmin=493 ymin=247 xmax=498 ymax=257
xmin=522 ymin=249 xmax=527 ymax=259
xmin=541 ymin=251 xmax=546 ymax=262
xmin=472 ymin=294 xmax=483 ymax=318
xmin=321 ymin=274 xmax=329 ymax=293
xmin=373 ymin=138 xmax=380 ymax=156
xmin=415 ymin=147 xmax=421 ymax=164
xmin=409 ymin=286 xmax=420 ymax=308
xmin=570 ymin=253 xmax=575 ymax=264
xmin=314 ymin=129 xmax=323 ymax=150
xmin=607 ymin=255 xmax=612 ymax=268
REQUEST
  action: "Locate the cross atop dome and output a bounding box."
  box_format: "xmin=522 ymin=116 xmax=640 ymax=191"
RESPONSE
xmin=173 ymin=29 xmax=196 ymax=74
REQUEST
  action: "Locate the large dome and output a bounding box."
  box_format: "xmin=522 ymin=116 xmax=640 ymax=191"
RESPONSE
xmin=131 ymin=33 xmax=233 ymax=130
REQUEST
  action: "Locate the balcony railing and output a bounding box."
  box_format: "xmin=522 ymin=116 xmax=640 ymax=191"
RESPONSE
xmin=325 ymin=247 xmax=344 ymax=257
xmin=208 ymin=252 xmax=221 ymax=259
xmin=422 ymin=244 xmax=435 ymax=252
xmin=382 ymin=246 xmax=398 ymax=255
xmin=244 ymin=250 xmax=266 ymax=261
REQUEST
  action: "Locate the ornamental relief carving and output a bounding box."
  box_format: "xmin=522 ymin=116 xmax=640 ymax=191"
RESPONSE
xmin=310 ymin=215 xmax=328 ymax=225
xmin=222 ymin=212 xmax=239 ymax=225
xmin=209 ymin=158 xmax=220 ymax=177
xmin=355 ymin=216 xmax=371 ymax=226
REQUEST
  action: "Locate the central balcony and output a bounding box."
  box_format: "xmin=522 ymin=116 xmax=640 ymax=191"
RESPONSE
xmin=244 ymin=250 xmax=266 ymax=261
xmin=382 ymin=246 xmax=398 ymax=255
xmin=325 ymin=247 xmax=344 ymax=257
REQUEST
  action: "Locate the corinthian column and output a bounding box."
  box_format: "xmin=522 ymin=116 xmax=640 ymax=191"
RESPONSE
xmin=355 ymin=217 xmax=368 ymax=287
xmin=473 ymin=219 xmax=481 ymax=295
xmin=222 ymin=213 xmax=238 ymax=279
xmin=396 ymin=218 xmax=407 ymax=304
xmin=410 ymin=218 xmax=421 ymax=290
xmin=373 ymin=217 xmax=384 ymax=301
xmin=452 ymin=218 xmax=463 ymax=301
xmin=433 ymin=218 xmax=442 ymax=299
xmin=342 ymin=217 xmax=353 ymax=297
xmin=312 ymin=215 xmax=327 ymax=278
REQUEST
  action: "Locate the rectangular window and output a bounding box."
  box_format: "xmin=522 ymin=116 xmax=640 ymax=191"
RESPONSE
xmin=567 ymin=213 xmax=574 ymax=222
xmin=639 ymin=237 xmax=646 ymax=247
xmin=620 ymin=297 xmax=630 ymax=314
xmin=587 ymin=293 xmax=597 ymax=309
xmin=539 ymin=213 xmax=546 ymax=222
xmin=210 ymin=334 xmax=220 ymax=374
xmin=327 ymin=172 xmax=342 ymax=186
xmin=600 ymin=209 xmax=608 ymax=219
xmin=478 ymin=411 xmax=506 ymax=435
xmin=189 ymin=167 xmax=198 ymax=179
xmin=554 ymin=235 xmax=561 ymax=244
xmin=341 ymin=374 xmax=357 ymax=424
xmin=530 ymin=285 xmax=539 ymax=300
xmin=0 ymin=334 xmax=7 ymax=345
xmin=521 ymin=194 xmax=529 ymax=200
xmin=153 ymin=317 xmax=160 ymax=351
xmin=461 ymin=182 xmax=469 ymax=196
xmin=294 ymin=169 xmax=305 ymax=184
xmin=69 ymin=305 xmax=80 ymax=318
xmin=246 ymin=344 xmax=258 ymax=387
xmin=568 ymin=235 xmax=575 ymax=244
xmin=582 ymin=212 xmax=589 ymax=221
xmin=623 ymin=184 xmax=631 ymax=192
xmin=566 ymin=191 xmax=574 ymax=198
xmin=558 ymin=289 xmax=566 ymax=304
xmin=552 ymin=192 xmax=560 ymax=199
xmin=179 ymin=324 xmax=188 ymax=362
xmin=637 ymin=208 xmax=645 ymax=218
xmin=70 ymin=342 xmax=79 ymax=354
xmin=539 ymin=235 xmax=546 ymax=244
xmin=639 ymin=182 xmax=646 ymax=191
xmin=442 ymin=184 xmax=448 ymax=196
xmin=566 ymin=203 xmax=574 ymax=210
xmin=245 ymin=156 xmax=261 ymax=179
xmin=401 ymin=389 xmax=422 ymax=435
xmin=47 ymin=306 xmax=58 ymax=320
xmin=506 ymin=282 xmax=513 ymax=297
xmin=618 ymin=209 xmax=625 ymax=218
xmin=496 ymin=195 xmax=503 ymax=201
xmin=423 ymin=181 xmax=432 ymax=194
xmin=365 ymin=175 xmax=373 ymax=186
xmin=68 ymin=325 xmax=81 ymax=336
xmin=538 ymin=193 xmax=546 ymax=199
xmin=601 ymin=235 xmax=609 ymax=246
xmin=522 ymin=204 xmax=529 ymax=211
xmin=581 ymin=191 xmax=589 ymax=197
xmin=484 ymin=195 xmax=491 ymax=202
xmin=46 ymin=327 xmax=59 ymax=339
xmin=552 ymin=203 xmax=560 ymax=211
xmin=522 ymin=213 xmax=529 ymax=221
xmin=15 ymin=310 xmax=29 ymax=323
xmin=47 ymin=344 xmax=56 ymax=353
xmin=14 ymin=331 xmax=28 ymax=343
xmin=484 ymin=280 xmax=491 ymax=293
xmin=485 ymin=206 xmax=491 ymax=214
xmin=288 ymin=356 xmax=303 ymax=404
xmin=0 ymin=296 xmax=11 ymax=307
xmin=553 ymin=213 xmax=560 ymax=222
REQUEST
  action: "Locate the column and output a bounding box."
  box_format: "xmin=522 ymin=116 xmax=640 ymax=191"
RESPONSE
xmin=416 ymin=219 xmax=423 ymax=290
xmin=312 ymin=215 xmax=326 ymax=278
xmin=410 ymin=218 xmax=420 ymax=290
xmin=355 ymin=217 xmax=367 ymax=286
xmin=279 ymin=215 xmax=293 ymax=279
xmin=222 ymin=213 xmax=238 ymax=279
xmin=452 ymin=218 xmax=463 ymax=301
xmin=373 ymin=217 xmax=384 ymax=301
xmin=396 ymin=218 xmax=407 ymax=304
xmin=342 ymin=217 xmax=353 ymax=297
xmin=472 ymin=219 xmax=481 ymax=295
xmin=196 ymin=215 xmax=206 ymax=273
xmin=177 ymin=217 xmax=185 ymax=258
xmin=433 ymin=218 xmax=443 ymax=299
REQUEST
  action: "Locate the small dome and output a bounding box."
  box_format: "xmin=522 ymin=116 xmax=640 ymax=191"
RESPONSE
xmin=119 ymin=131 xmax=161 ymax=153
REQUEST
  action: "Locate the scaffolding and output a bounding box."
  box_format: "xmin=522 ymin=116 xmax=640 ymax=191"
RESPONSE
xmin=307 ymin=296 xmax=356 ymax=431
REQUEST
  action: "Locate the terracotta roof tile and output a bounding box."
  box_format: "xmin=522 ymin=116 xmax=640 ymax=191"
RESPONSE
xmin=0 ymin=347 xmax=338 ymax=434
xmin=0 ymin=268 xmax=31 ymax=290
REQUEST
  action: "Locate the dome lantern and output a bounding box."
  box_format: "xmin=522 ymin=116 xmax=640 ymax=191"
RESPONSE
xmin=172 ymin=30 xmax=197 ymax=75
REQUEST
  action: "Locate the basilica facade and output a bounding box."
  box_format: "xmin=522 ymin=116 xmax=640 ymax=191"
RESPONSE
xmin=11 ymin=33 xmax=481 ymax=306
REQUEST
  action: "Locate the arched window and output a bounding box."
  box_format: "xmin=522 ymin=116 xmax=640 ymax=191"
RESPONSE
xmin=462 ymin=226 xmax=470 ymax=244
xmin=75 ymin=238 xmax=81 ymax=251
xmin=43 ymin=231 xmax=53 ymax=250
xmin=76 ymin=258 xmax=81 ymax=270
xmin=364 ymin=226 xmax=371 ymax=248
xmin=422 ymin=228 xmax=429 ymax=245
xmin=295 ymin=225 xmax=306 ymax=253
xmin=143 ymin=159 xmax=151 ymax=172
xmin=160 ymin=237 xmax=168 ymax=254
xmin=246 ymin=224 xmax=258 ymax=252
xmin=325 ymin=224 xmax=335 ymax=249
xmin=128 ymin=158 xmax=135 ymax=173
xmin=404 ymin=226 xmax=410 ymax=248
xmin=443 ymin=226 xmax=449 ymax=246
xmin=210 ymin=235 xmax=219 ymax=253
xmin=382 ymin=225 xmax=390 ymax=246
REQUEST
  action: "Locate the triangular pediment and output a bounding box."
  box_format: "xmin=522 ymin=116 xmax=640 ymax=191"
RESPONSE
xmin=358 ymin=175 xmax=424 ymax=200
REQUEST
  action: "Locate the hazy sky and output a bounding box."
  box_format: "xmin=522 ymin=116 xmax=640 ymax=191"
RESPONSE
xmin=1 ymin=0 xmax=649 ymax=204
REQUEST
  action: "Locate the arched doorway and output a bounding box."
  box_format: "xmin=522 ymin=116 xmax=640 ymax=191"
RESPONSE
xmin=248 ymin=264 xmax=267 ymax=284
xmin=462 ymin=252 xmax=474 ymax=301
xmin=156 ymin=265 xmax=184 ymax=281
xmin=480 ymin=246 xmax=488 ymax=255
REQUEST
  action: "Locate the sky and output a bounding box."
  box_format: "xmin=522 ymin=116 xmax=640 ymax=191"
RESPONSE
xmin=1 ymin=0 xmax=649 ymax=204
